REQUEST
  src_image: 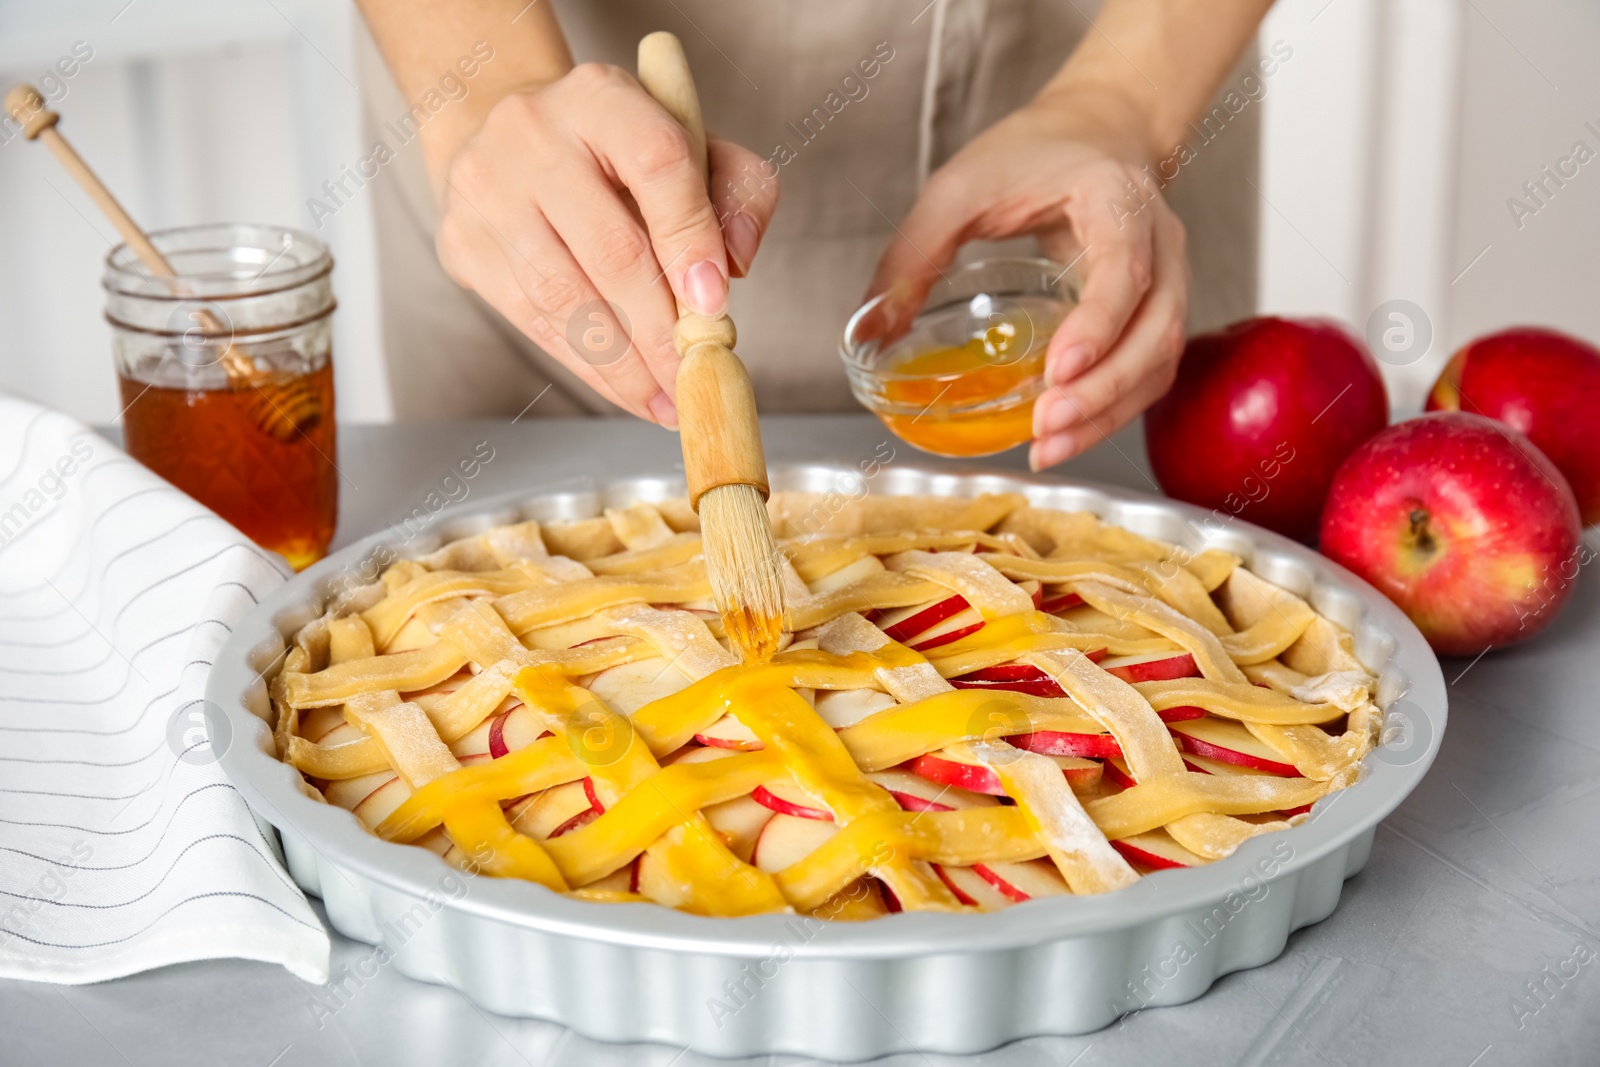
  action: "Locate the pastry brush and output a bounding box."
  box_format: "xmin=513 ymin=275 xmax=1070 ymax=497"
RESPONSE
xmin=637 ymin=31 xmax=787 ymax=663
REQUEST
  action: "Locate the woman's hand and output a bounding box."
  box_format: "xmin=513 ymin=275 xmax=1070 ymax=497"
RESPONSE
xmin=430 ymin=63 xmax=779 ymax=426
xmin=867 ymin=90 xmax=1188 ymax=471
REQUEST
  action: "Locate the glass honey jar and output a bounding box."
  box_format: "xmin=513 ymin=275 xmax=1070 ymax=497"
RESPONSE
xmin=103 ymin=223 xmax=338 ymax=570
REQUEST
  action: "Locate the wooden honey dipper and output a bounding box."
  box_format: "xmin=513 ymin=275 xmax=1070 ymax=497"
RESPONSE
xmin=637 ymin=32 xmax=787 ymax=663
xmin=4 ymin=83 xmax=322 ymax=442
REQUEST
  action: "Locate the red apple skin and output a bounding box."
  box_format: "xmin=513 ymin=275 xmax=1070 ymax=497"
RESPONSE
xmin=1426 ymin=327 xmax=1600 ymax=525
xmin=1319 ymin=412 xmax=1582 ymax=656
xmin=1146 ymin=317 xmax=1389 ymax=542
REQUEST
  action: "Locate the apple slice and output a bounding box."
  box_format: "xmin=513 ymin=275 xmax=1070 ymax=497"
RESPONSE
xmin=807 ymin=553 xmax=887 ymax=594
xmin=907 ymin=749 xmax=1101 ymax=796
xmin=523 ymin=614 xmax=616 ymax=650
xmin=752 ymin=813 xmax=839 ymax=872
xmin=867 ymin=769 xmax=998 ymax=812
xmin=580 ymin=857 xmax=641 ymax=895
xmin=327 ymin=772 xmax=413 ymax=828
xmin=976 ymin=859 xmax=1070 ymax=902
xmin=933 ymin=864 xmax=1013 ymax=909
xmin=751 ymin=779 xmax=833 ymax=821
xmin=1103 ymin=757 xmax=1137 ymax=790
xmin=813 ymin=687 xmax=898 ymax=729
xmin=351 ymin=775 xmax=412 ymax=829
xmin=415 ymin=827 xmax=454 ymax=859
xmin=302 ymin=707 xmax=355 ymax=744
xmin=694 ymin=714 xmax=764 ymax=751
xmin=877 ymin=595 xmax=969 ymax=643
xmin=550 ymin=804 xmax=600 ymax=838
xmin=906 ymin=752 xmax=1005 ymax=795
xmin=662 ymin=744 xmax=739 ymax=766
xmin=950 ymin=663 xmax=1067 ymax=698
xmin=1039 ymin=590 xmax=1086 ymax=614
xmin=1009 ymin=728 xmax=1119 ymax=759
xmin=1182 ymin=752 xmax=1259 ymax=777
xmin=322 ymin=769 xmax=396 ymax=811
xmin=702 ymin=794 xmax=774 ymax=863
xmin=1011 ymin=705 xmax=1199 ymax=768
xmin=485 ymin=705 xmax=546 ymax=759
xmin=1179 ymin=752 xmax=1313 ymax=816
xmin=507 ymin=780 xmax=596 ymax=840
xmin=1100 ymin=651 xmax=1201 ymax=683
xmin=1169 ymin=718 xmax=1301 ymax=776
xmin=909 ymin=612 xmax=986 ymax=651
xmin=586 ymin=655 xmax=693 ymax=714
xmin=1111 ymin=830 xmax=1206 ymax=870
xmin=810 ymin=878 xmax=892 ymax=921
xmin=953 ymin=664 xmax=1052 ymax=683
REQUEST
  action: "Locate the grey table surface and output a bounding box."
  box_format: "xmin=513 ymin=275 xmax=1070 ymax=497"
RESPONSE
xmin=9 ymin=414 xmax=1599 ymax=1067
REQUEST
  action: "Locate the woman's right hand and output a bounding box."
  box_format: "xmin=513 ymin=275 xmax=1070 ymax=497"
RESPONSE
xmin=430 ymin=63 xmax=779 ymax=426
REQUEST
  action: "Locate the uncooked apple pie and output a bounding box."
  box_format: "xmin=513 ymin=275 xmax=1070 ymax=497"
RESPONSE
xmin=272 ymin=493 xmax=1380 ymax=918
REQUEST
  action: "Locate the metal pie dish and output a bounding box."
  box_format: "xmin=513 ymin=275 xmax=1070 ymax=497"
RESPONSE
xmin=207 ymin=465 xmax=1447 ymax=1060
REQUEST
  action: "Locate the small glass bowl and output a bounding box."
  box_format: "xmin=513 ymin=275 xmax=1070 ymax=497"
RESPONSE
xmin=840 ymin=257 xmax=1076 ymax=457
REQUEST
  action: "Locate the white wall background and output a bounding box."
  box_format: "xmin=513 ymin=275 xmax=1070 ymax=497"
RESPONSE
xmin=1 ymin=0 xmax=1597 ymax=424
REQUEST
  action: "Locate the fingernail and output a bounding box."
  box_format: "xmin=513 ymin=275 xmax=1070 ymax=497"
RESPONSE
xmin=1034 ymin=392 xmax=1080 ymax=437
xmin=1032 ymin=434 xmax=1074 ymax=471
xmin=648 ymin=391 xmax=679 ymax=428
xmin=1049 ymin=344 xmax=1092 ymax=387
xmin=683 ymin=259 xmax=728 ymax=317
xmin=724 ymin=213 xmax=759 ymax=277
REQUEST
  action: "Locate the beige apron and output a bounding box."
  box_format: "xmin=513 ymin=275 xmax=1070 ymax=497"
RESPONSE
xmin=355 ymin=0 xmax=1258 ymax=420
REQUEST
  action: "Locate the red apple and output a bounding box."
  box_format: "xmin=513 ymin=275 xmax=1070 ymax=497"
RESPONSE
xmin=1426 ymin=326 xmax=1600 ymax=525
xmin=1320 ymin=412 xmax=1583 ymax=655
xmin=1146 ymin=317 xmax=1389 ymax=542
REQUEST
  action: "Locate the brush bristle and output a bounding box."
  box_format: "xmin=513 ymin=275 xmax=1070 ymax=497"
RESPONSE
xmin=698 ymin=483 xmax=787 ymax=663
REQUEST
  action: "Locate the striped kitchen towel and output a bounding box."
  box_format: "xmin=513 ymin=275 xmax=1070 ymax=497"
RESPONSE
xmin=0 ymin=394 xmax=328 ymax=984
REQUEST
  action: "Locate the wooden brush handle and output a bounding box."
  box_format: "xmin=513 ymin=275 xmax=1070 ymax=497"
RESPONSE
xmin=636 ymin=33 xmax=770 ymax=508
xmin=637 ymin=32 xmax=709 ymax=187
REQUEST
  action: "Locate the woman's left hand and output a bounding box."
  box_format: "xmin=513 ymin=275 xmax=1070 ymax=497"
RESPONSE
xmin=866 ymin=90 xmax=1190 ymax=471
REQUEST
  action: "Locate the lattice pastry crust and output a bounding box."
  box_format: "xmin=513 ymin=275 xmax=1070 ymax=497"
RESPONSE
xmin=271 ymin=493 xmax=1379 ymax=918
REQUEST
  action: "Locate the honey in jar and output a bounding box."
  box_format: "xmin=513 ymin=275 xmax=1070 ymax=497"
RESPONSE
xmin=118 ymin=362 xmax=337 ymax=571
xmin=104 ymin=224 xmax=339 ymax=570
